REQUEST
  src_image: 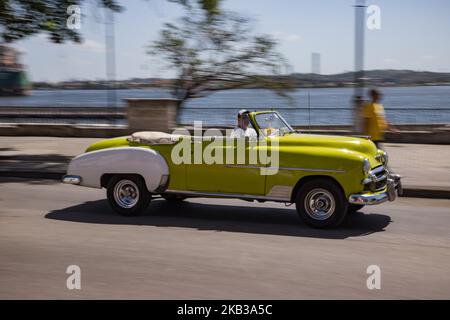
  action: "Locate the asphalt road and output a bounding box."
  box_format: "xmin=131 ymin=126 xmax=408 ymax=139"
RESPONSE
xmin=1 ymin=177 xmax=449 ymax=299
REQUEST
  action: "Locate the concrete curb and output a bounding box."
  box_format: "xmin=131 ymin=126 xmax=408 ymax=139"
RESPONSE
xmin=1 ymin=170 xmax=449 ymax=200
xmin=401 ymin=188 xmax=450 ymax=199
xmin=1 ymin=124 xmax=450 ymax=144
xmin=0 ymin=171 xmax=64 ymax=180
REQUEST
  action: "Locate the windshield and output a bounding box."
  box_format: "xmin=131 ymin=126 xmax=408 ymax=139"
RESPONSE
xmin=253 ymin=112 xmax=295 ymax=137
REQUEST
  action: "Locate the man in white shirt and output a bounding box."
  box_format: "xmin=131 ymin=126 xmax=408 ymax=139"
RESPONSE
xmin=230 ymin=110 xmax=257 ymax=138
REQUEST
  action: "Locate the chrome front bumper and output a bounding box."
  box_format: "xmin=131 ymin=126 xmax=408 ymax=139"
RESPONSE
xmin=62 ymin=175 xmax=81 ymax=185
xmin=349 ymin=173 xmax=402 ymax=205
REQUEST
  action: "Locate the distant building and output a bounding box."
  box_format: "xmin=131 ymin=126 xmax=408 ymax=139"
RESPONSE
xmin=0 ymin=45 xmax=30 ymax=96
xmin=311 ymin=52 xmax=321 ymax=74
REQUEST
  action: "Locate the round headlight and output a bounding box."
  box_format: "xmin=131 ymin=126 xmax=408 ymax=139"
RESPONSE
xmin=363 ymin=158 xmax=371 ymax=175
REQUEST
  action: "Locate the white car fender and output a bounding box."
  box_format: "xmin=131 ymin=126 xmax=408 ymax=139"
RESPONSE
xmin=66 ymin=147 xmax=169 ymax=192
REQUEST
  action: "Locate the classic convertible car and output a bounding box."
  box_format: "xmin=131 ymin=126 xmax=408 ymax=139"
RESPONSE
xmin=62 ymin=110 xmax=402 ymax=228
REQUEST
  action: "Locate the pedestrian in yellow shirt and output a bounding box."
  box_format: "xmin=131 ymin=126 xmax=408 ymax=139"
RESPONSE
xmin=362 ymin=89 xmax=396 ymax=149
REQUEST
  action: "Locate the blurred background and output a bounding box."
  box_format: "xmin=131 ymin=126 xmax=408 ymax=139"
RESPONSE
xmin=0 ymin=0 xmax=449 ymax=130
xmin=1 ymin=1 xmax=450 ymax=300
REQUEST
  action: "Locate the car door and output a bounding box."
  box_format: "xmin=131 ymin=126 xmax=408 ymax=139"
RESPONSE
xmin=186 ymin=136 xmax=266 ymax=195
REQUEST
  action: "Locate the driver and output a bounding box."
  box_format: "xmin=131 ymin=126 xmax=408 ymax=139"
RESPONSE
xmin=230 ymin=109 xmax=257 ymax=138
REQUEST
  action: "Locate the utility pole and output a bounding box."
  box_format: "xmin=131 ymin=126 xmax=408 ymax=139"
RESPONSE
xmin=353 ymin=0 xmax=366 ymax=134
xmin=105 ymin=7 xmax=117 ymax=124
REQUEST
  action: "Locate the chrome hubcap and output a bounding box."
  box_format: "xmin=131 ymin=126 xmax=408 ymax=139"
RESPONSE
xmin=113 ymin=180 xmax=139 ymax=209
xmin=304 ymin=188 xmax=336 ymax=220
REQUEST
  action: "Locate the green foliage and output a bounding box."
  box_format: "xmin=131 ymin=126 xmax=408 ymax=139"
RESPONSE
xmin=0 ymin=0 xmax=217 ymax=44
xmin=0 ymin=0 xmax=122 ymax=43
xmin=169 ymin=0 xmax=221 ymax=21
xmin=149 ymin=4 xmax=293 ymax=107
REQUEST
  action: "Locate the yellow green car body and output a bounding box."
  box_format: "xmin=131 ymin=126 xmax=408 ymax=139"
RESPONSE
xmin=63 ymin=110 xmax=402 ymax=228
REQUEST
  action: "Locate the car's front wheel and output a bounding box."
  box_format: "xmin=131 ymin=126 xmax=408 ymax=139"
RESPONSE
xmin=106 ymin=175 xmax=151 ymax=216
xmin=295 ymin=179 xmax=348 ymax=228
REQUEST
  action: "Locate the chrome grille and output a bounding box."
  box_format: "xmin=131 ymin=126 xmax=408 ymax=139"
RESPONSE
xmin=363 ymin=165 xmax=388 ymax=192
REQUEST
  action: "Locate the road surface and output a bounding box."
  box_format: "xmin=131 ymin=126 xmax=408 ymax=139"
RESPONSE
xmin=0 ymin=177 xmax=449 ymax=299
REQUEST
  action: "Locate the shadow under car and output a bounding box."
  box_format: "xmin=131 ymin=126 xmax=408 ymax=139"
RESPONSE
xmin=45 ymin=198 xmax=392 ymax=240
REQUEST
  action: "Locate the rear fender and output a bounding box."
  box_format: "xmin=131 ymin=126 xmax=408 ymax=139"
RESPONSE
xmin=66 ymin=147 xmax=169 ymax=192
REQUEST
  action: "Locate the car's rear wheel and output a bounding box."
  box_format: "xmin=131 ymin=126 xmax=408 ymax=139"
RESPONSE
xmin=348 ymin=204 xmax=364 ymax=214
xmin=106 ymin=175 xmax=151 ymax=216
xmin=295 ymin=179 xmax=348 ymax=228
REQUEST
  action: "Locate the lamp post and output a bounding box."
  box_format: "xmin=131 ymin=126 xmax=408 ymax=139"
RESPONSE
xmin=353 ymin=0 xmax=366 ymax=134
xmin=105 ymin=7 xmax=117 ymax=124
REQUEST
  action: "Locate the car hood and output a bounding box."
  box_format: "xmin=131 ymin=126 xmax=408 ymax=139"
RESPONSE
xmin=274 ymin=133 xmax=378 ymax=156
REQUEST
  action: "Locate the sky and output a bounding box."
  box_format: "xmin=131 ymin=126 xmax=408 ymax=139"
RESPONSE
xmin=10 ymin=0 xmax=450 ymax=82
